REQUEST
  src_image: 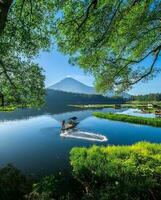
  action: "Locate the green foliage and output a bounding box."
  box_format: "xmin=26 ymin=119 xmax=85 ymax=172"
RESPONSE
xmin=27 ymin=173 xmax=83 ymax=200
xmin=0 ymin=164 xmax=32 ymax=200
xmin=28 ymin=175 xmax=59 ymax=200
xmin=52 ymin=0 xmax=161 ymax=93
xmin=0 ymin=105 xmax=16 ymax=111
xmin=0 ymin=0 xmax=56 ymax=106
xmin=1 ymin=1 xmax=161 ymax=105
xmin=70 ymin=142 xmax=161 ymax=200
xmin=133 ymin=93 xmax=161 ymax=102
xmin=93 ymin=112 xmax=161 ymax=127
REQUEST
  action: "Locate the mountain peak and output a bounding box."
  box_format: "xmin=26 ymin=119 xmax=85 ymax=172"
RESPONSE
xmin=48 ymin=77 xmax=130 ymax=98
xmin=49 ymin=77 xmax=95 ymax=94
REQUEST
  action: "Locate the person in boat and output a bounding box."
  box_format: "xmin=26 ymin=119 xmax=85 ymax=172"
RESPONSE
xmin=68 ymin=117 xmax=78 ymax=125
xmin=61 ymin=120 xmax=65 ymax=129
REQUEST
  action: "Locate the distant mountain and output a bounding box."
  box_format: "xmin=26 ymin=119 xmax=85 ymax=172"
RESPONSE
xmin=49 ymin=77 xmax=130 ymax=99
xmin=49 ymin=77 xmax=95 ymax=94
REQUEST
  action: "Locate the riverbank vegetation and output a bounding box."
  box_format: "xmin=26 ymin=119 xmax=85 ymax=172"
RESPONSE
xmin=70 ymin=142 xmax=161 ymax=200
xmin=0 ymin=105 xmax=17 ymax=112
xmin=133 ymin=93 xmax=161 ymax=102
xmin=1 ymin=142 xmax=161 ymax=200
xmin=93 ymin=112 xmax=161 ymax=127
xmin=0 ymin=101 xmax=35 ymax=112
xmin=71 ymin=100 xmax=161 ymax=114
xmin=71 ymin=102 xmax=145 ymax=109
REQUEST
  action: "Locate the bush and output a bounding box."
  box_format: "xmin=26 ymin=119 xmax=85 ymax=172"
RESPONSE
xmin=27 ymin=173 xmax=83 ymax=200
xmin=70 ymin=142 xmax=161 ymax=200
xmin=93 ymin=112 xmax=161 ymax=127
xmin=0 ymin=164 xmax=32 ymax=200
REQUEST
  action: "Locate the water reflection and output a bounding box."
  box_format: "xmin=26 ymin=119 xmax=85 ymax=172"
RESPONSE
xmin=117 ymin=108 xmax=155 ymax=118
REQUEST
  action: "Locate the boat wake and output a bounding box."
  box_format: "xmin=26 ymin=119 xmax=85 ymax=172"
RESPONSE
xmin=60 ymin=130 xmax=108 ymax=142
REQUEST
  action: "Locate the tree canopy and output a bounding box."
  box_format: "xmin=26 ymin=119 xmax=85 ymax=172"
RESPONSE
xmin=53 ymin=0 xmax=161 ymax=93
xmin=0 ymin=0 xmax=160 ymax=106
xmin=0 ymin=0 xmax=56 ymax=106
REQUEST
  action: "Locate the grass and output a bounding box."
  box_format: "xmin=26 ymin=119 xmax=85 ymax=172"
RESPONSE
xmin=69 ymin=104 xmax=116 ymax=108
xmin=93 ymin=112 xmax=161 ymax=127
xmin=70 ymin=103 xmax=147 ymax=109
xmin=0 ymin=105 xmax=17 ymax=112
xmin=70 ymin=142 xmax=161 ymax=200
xmin=0 ymin=103 xmax=34 ymax=112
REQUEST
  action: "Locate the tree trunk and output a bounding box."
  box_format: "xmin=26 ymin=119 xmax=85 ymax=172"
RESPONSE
xmin=1 ymin=93 xmax=4 ymax=106
xmin=0 ymin=0 xmax=14 ymax=35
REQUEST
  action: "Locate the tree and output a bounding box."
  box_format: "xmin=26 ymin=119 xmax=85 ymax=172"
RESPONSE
xmin=0 ymin=0 xmax=57 ymax=106
xmin=52 ymin=0 xmax=161 ymax=93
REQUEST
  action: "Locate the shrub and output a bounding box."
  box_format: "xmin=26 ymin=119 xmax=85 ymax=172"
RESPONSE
xmin=27 ymin=173 xmax=83 ymax=200
xmin=0 ymin=164 xmax=32 ymax=200
xmin=70 ymin=142 xmax=161 ymax=200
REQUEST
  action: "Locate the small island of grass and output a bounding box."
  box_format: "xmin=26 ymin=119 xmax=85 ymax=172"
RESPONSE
xmin=93 ymin=112 xmax=161 ymax=127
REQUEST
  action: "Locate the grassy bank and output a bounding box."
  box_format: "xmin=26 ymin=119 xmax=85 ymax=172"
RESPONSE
xmin=0 ymin=105 xmax=17 ymax=112
xmin=69 ymin=104 xmax=116 ymax=108
xmin=70 ymin=142 xmax=161 ymax=200
xmin=0 ymin=104 xmax=34 ymax=112
xmin=70 ymin=102 xmax=150 ymax=109
xmin=70 ymin=101 xmax=161 ymax=111
xmin=93 ymin=112 xmax=161 ymax=127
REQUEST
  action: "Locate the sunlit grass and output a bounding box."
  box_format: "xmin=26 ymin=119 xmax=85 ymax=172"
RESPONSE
xmin=93 ymin=112 xmax=161 ymax=127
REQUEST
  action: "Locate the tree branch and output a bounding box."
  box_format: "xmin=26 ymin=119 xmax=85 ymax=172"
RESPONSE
xmin=112 ymin=44 xmax=161 ymax=81
xmin=77 ymin=0 xmax=98 ymax=31
xmin=94 ymin=0 xmax=123 ymax=47
xmin=0 ymin=0 xmax=13 ymax=35
xmin=0 ymin=59 xmax=17 ymax=90
xmin=19 ymin=0 xmax=26 ymax=19
xmin=130 ymin=49 xmax=160 ymax=85
xmin=115 ymin=47 xmax=160 ymax=86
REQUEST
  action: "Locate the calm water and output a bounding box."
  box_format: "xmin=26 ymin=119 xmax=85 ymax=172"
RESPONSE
xmin=0 ymin=107 xmax=161 ymax=177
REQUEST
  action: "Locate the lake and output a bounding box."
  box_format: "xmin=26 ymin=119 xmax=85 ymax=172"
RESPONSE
xmin=0 ymin=106 xmax=161 ymax=177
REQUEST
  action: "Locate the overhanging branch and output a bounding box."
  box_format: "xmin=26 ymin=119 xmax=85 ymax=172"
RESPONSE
xmin=0 ymin=59 xmax=17 ymax=90
xmin=112 ymin=44 xmax=161 ymax=81
xmin=115 ymin=47 xmax=160 ymax=87
xmin=130 ymin=49 xmax=160 ymax=85
xmin=77 ymin=0 xmax=98 ymax=32
xmin=0 ymin=0 xmax=13 ymax=35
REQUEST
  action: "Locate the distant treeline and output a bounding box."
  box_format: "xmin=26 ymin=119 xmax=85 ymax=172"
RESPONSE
xmin=132 ymin=93 xmax=161 ymax=101
xmin=46 ymin=89 xmax=126 ymax=106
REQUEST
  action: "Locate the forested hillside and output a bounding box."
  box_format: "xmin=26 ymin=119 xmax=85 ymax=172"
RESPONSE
xmin=132 ymin=93 xmax=161 ymax=101
xmin=46 ymin=89 xmax=125 ymax=107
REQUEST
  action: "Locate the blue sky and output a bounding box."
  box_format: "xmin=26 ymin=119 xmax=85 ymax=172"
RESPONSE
xmin=36 ymin=48 xmax=161 ymax=95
